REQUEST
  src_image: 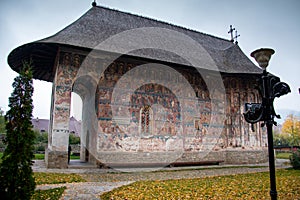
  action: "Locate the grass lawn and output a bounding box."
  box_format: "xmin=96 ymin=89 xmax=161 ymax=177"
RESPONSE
xmin=0 ymin=152 xmax=80 ymax=161
xmin=31 ymin=187 xmax=66 ymax=200
xmin=34 ymin=153 xmax=45 ymax=160
xmin=34 ymin=172 xmax=86 ymax=185
xmin=34 ymin=153 xmax=80 ymax=160
xmin=0 ymin=151 xmax=298 ymax=199
xmin=276 ymin=152 xmax=292 ymax=159
xmin=31 ymin=173 xmax=85 ymax=200
xmin=101 ymin=169 xmax=300 ymax=200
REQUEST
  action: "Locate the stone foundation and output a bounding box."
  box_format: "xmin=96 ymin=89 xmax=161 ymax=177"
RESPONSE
xmin=44 ymin=148 xmax=269 ymax=168
xmin=224 ymin=149 xmax=269 ymax=164
xmin=94 ymin=148 xmax=269 ymax=167
xmin=45 ymin=148 xmax=69 ymax=168
xmin=97 ymin=151 xmax=183 ymax=166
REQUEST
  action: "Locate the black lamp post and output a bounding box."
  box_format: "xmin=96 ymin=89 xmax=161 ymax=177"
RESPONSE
xmin=243 ymin=48 xmax=291 ymax=200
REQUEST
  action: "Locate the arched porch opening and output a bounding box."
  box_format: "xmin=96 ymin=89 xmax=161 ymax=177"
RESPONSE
xmin=69 ymin=92 xmax=83 ymax=163
xmin=72 ymin=74 xmax=98 ymax=165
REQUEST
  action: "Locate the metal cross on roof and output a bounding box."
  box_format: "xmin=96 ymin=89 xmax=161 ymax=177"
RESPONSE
xmin=234 ymin=30 xmax=240 ymax=45
xmin=228 ymin=25 xmax=235 ymax=42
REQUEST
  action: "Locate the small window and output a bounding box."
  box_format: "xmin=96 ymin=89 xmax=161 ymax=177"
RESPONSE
xmin=140 ymin=105 xmax=153 ymax=135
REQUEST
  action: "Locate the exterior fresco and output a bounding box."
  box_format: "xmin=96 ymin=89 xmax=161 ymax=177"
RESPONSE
xmin=46 ymin=50 xmax=267 ymax=167
xmin=48 ymin=52 xmax=83 ymax=153
xmin=92 ymin=59 xmax=267 ymax=164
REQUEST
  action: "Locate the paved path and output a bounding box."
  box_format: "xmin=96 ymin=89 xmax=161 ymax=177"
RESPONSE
xmin=33 ymin=159 xmax=290 ymax=200
xmin=36 ymin=182 xmax=133 ymax=200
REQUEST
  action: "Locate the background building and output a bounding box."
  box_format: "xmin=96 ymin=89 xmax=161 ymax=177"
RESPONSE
xmin=31 ymin=117 xmax=81 ymax=136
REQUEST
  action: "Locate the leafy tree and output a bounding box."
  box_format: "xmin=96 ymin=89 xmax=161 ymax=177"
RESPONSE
xmin=0 ymin=63 xmax=36 ymax=199
xmin=282 ymin=114 xmax=300 ymax=146
xmin=273 ymin=133 xmax=291 ymax=146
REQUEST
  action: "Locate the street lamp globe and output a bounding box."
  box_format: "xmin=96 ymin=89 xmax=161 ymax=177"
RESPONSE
xmin=251 ymin=48 xmax=275 ymax=70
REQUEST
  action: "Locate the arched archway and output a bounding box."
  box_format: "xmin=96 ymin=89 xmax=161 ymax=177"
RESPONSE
xmin=72 ymin=74 xmax=98 ymax=164
xmin=69 ymin=92 xmax=83 ymax=162
xmin=71 ymin=92 xmax=83 ymax=121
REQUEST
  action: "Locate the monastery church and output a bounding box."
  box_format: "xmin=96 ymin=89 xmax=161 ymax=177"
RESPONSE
xmin=8 ymin=4 xmax=268 ymax=168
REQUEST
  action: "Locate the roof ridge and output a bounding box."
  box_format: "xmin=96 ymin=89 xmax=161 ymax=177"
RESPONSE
xmin=94 ymin=5 xmax=231 ymax=44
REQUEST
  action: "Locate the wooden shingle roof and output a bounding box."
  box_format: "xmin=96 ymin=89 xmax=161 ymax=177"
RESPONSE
xmin=8 ymin=6 xmax=262 ymax=82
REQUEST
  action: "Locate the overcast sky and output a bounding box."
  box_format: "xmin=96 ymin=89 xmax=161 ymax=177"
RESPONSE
xmin=0 ymin=0 xmax=299 ymax=120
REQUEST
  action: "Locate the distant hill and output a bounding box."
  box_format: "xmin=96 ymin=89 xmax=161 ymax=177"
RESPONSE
xmin=276 ymin=109 xmax=300 ymax=124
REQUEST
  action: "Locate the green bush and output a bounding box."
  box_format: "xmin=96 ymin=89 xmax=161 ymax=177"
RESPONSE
xmin=69 ymin=134 xmax=80 ymax=144
xmin=35 ymin=145 xmax=45 ymax=152
xmin=290 ymin=150 xmax=300 ymax=169
xmin=34 ymin=131 xmax=48 ymax=144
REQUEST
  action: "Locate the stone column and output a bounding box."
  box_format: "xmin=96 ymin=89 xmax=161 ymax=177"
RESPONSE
xmin=46 ymin=52 xmax=79 ymax=168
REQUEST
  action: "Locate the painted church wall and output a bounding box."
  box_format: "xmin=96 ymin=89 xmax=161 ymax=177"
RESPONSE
xmin=45 ymin=49 xmax=267 ymax=167
xmin=94 ymin=59 xmax=267 ymax=155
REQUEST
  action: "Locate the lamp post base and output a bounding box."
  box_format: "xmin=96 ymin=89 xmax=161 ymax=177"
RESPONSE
xmin=267 ymin=122 xmax=277 ymax=200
